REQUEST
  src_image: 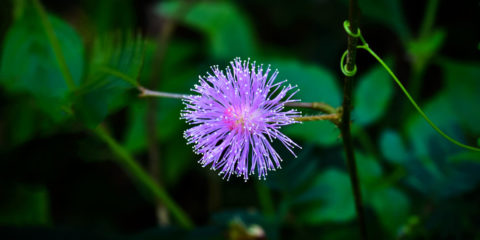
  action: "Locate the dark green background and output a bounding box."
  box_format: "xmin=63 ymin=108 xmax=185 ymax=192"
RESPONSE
xmin=1 ymin=0 xmax=480 ymax=239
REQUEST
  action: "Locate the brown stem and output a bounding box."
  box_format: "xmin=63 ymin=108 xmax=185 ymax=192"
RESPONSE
xmin=340 ymin=0 xmax=368 ymax=239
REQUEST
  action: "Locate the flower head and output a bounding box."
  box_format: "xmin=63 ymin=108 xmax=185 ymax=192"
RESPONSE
xmin=181 ymin=58 xmax=301 ymax=181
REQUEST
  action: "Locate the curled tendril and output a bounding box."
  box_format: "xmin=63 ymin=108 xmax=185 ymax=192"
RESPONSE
xmin=340 ymin=50 xmax=357 ymax=77
xmin=343 ymin=20 xmax=361 ymax=38
xmin=341 ymin=19 xmax=480 ymax=152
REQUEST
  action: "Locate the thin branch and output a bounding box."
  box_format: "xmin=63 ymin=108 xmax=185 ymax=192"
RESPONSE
xmin=138 ymin=86 xmax=338 ymax=113
xmin=341 ymin=0 xmax=368 ymax=239
xmin=139 ymin=86 xmax=188 ymax=99
xmin=284 ymin=102 xmax=337 ymax=114
xmin=295 ymin=113 xmax=340 ymax=124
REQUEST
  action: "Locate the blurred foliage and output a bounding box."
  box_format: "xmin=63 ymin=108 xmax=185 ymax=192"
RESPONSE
xmin=1 ymin=0 xmax=480 ymax=239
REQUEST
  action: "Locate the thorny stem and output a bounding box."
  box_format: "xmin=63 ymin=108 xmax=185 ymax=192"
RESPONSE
xmin=340 ymin=0 xmax=368 ymax=239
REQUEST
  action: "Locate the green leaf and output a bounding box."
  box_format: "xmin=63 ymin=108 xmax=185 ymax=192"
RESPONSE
xmin=441 ymin=60 xmax=480 ymax=134
xmin=0 ymin=185 xmax=50 ymax=226
xmin=355 ymin=151 xmax=383 ymax=186
xmin=74 ymin=33 xmax=144 ymax=127
xmin=284 ymin=121 xmax=339 ymax=147
xmin=123 ymin=101 xmax=147 ymax=153
xmin=448 ymin=151 xmax=480 ymax=164
xmin=353 ymin=63 xmax=394 ymax=126
xmin=379 ymin=129 xmax=410 ymax=164
xmin=403 ymin=93 xmax=480 ymax=197
xmin=157 ymin=1 xmax=256 ymax=59
xmin=370 ymin=187 xmax=409 ymax=234
xmin=271 ymin=59 xmax=341 ymax=146
xmin=406 ymin=93 xmax=460 ymax=158
xmin=0 ymin=11 xmax=84 ymax=119
xmin=352 ymin=152 xmax=410 ymax=234
xmin=408 ymin=30 xmax=445 ymax=71
xmin=294 ymin=169 xmax=355 ymax=224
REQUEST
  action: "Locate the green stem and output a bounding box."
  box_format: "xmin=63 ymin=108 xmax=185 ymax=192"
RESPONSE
xmin=94 ymin=126 xmax=194 ymax=229
xmin=358 ymin=45 xmax=480 ymax=152
xmin=344 ymin=19 xmax=480 ymax=152
xmin=32 ymin=0 xmax=76 ymax=90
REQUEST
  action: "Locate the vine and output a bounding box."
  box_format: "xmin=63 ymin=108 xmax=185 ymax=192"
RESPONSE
xmin=342 ymin=20 xmax=480 ymax=152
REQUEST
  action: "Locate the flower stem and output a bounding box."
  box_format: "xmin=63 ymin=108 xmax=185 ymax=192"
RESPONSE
xmin=138 ymin=86 xmax=188 ymax=99
xmin=284 ymin=102 xmax=337 ymax=114
xmin=340 ymin=0 xmax=368 ymax=239
xmin=138 ymin=86 xmax=338 ymax=114
xmin=294 ymin=113 xmax=340 ymax=123
xmin=93 ymin=125 xmax=194 ymax=229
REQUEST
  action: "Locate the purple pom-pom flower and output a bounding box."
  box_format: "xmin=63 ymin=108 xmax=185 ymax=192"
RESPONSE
xmin=181 ymin=58 xmax=301 ymax=181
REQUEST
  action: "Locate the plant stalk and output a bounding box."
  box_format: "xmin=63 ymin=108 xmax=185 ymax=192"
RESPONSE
xmin=94 ymin=126 xmax=194 ymax=229
xmin=340 ymin=0 xmax=368 ymax=239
